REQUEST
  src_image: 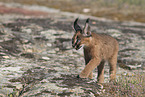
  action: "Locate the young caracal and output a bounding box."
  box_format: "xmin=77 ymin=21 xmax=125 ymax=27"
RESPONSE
xmin=72 ymin=18 xmax=119 ymax=83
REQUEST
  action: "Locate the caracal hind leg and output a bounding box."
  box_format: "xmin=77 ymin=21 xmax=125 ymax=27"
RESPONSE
xmin=97 ymin=61 xmax=105 ymax=83
xmin=109 ymin=54 xmax=117 ymax=81
xmin=80 ymin=58 xmax=101 ymax=78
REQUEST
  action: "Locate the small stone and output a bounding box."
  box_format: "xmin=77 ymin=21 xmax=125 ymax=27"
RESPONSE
xmin=55 ymin=48 xmax=59 ymax=51
xmin=26 ymin=49 xmax=33 ymax=53
xmin=15 ymin=84 xmax=22 ymax=90
xmin=92 ymin=21 xmax=96 ymax=24
xmin=21 ymin=53 xmax=34 ymax=58
xmin=23 ymin=29 xmax=32 ymax=34
xmin=0 ymin=52 xmax=6 ymax=56
xmin=106 ymin=29 xmax=122 ymax=37
xmin=47 ymin=43 xmax=52 ymax=47
xmin=47 ymin=50 xmax=56 ymax=54
xmin=0 ymin=39 xmax=4 ymax=42
xmin=127 ymin=65 xmax=141 ymax=70
xmin=83 ymin=8 xmax=90 ymax=13
xmin=23 ymin=39 xmax=29 ymax=43
xmin=41 ymin=57 xmax=50 ymax=60
xmin=97 ymin=83 xmax=103 ymax=89
xmin=141 ymin=63 xmax=145 ymax=70
xmin=3 ymin=56 xmax=9 ymax=59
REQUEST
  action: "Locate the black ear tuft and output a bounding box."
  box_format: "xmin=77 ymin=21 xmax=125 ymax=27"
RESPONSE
xmin=74 ymin=18 xmax=79 ymax=24
xmin=83 ymin=18 xmax=91 ymax=36
xmin=74 ymin=18 xmax=82 ymax=32
xmin=86 ymin=18 xmax=89 ymax=23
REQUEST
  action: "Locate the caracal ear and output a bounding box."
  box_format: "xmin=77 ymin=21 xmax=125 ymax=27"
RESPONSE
xmin=83 ymin=18 xmax=91 ymax=36
xmin=73 ymin=18 xmax=82 ymax=32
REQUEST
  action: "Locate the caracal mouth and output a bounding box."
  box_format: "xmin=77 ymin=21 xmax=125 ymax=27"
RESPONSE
xmin=75 ymin=45 xmax=83 ymax=50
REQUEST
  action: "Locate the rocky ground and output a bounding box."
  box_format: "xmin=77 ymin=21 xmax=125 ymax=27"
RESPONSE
xmin=0 ymin=3 xmax=145 ymax=97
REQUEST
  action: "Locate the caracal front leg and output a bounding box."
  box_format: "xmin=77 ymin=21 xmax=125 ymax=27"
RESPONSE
xmin=79 ymin=58 xmax=101 ymax=78
xmin=84 ymin=54 xmax=93 ymax=79
xmin=88 ymin=72 xmax=93 ymax=79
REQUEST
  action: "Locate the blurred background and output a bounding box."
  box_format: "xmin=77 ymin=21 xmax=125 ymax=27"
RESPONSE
xmin=0 ymin=0 xmax=145 ymax=22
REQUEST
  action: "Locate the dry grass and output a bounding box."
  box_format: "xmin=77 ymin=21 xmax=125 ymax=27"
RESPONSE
xmin=0 ymin=0 xmax=145 ymax=22
xmin=104 ymin=72 xmax=145 ymax=96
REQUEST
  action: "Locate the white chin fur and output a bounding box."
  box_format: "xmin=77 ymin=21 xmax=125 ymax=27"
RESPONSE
xmin=77 ymin=45 xmax=84 ymax=50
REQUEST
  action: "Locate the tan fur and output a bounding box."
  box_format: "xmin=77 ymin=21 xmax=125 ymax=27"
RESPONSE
xmin=72 ymin=18 xmax=119 ymax=83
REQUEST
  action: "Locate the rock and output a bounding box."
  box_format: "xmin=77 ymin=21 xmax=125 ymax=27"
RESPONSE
xmin=41 ymin=56 xmax=50 ymax=60
xmin=47 ymin=49 xmax=56 ymax=54
xmin=127 ymin=65 xmax=141 ymax=70
xmin=141 ymin=63 xmax=145 ymax=70
xmin=0 ymin=52 xmax=7 ymax=56
xmin=22 ymin=28 xmax=32 ymax=34
xmin=0 ymin=39 xmax=4 ymax=42
xmin=15 ymin=83 xmax=22 ymax=90
xmin=2 ymin=56 xmax=9 ymax=59
xmin=46 ymin=43 xmax=52 ymax=47
xmin=106 ymin=29 xmax=122 ymax=37
xmin=25 ymin=49 xmax=33 ymax=53
xmin=0 ymin=90 xmax=7 ymax=97
xmin=83 ymin=8 xmax=90 ymax=13
xmin=54 ymin=48 xmax=59 ymax=51
xmin=1 ymin=67 xmax=22 ymax=72
xmin=21 ymin=53 xmax=35 ymax=58
xmin=119 ymin=63 xmax=141 ymax=70
xmin=22 ymin=39 xmax=29 ymax=44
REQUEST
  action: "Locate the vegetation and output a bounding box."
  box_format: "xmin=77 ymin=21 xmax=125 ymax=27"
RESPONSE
xmin=103 ymin=72 xmax=145 ymax=96
xmin=0 ymin=0 xmax=145 ymax=22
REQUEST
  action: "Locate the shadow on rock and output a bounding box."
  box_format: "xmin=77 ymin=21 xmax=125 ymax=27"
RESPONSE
xmin=8 ymin=67 xmax=56 ymax=96
xmin=51 ymin=74 xmax=104 ymax=96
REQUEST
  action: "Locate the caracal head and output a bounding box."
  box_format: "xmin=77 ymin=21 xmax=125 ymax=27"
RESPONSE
xmin=72 ymin=18 xmax=92 ymax=50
